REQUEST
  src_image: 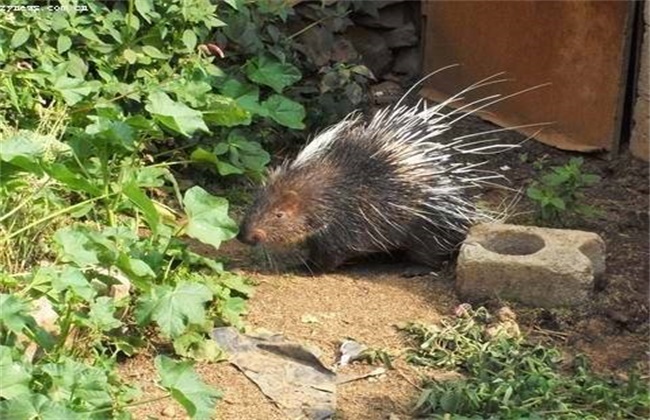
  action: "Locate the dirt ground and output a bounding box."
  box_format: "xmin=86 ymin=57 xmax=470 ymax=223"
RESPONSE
xmin=119 ymin=116 xmax=649 ymax=419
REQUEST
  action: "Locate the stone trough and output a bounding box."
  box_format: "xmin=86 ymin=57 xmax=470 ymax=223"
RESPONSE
xmin=456 ymin=223 xmax=606 ymax=307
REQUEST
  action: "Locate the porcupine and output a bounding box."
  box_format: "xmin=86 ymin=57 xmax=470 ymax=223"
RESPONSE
xmin=237 ymin=70 xmax=539 ymax=272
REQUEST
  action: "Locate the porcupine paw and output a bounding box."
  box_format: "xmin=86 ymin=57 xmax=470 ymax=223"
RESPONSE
xmin=401 ymin=264 xmax=435 ymax=278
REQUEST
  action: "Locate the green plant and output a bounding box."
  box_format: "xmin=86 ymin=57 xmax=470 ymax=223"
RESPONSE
xmin=526 ymin=157 xmax=601 ymax=224
xmin=403 ymin=308 xmax=649 ymax=419
xmin=0 ymin=1 xmax=287 ymax=417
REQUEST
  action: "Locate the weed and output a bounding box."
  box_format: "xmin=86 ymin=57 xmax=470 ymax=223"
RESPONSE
xmin=403 ymin=308 xmax=649 ymax=419
xmin=526 ymin=157 xmax=601 ymax=224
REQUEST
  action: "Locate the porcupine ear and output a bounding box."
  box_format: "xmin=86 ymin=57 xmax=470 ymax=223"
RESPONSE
xmin=278 ymin=190 xmax=301 ymax=216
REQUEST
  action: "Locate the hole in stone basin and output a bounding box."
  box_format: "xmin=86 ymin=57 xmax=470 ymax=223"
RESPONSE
xmin=481 ymin=231 xmax=545 ymax=256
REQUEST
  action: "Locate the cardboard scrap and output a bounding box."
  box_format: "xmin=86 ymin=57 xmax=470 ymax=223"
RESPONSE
xmin=213 ymin=327 xmax=336 ymax=419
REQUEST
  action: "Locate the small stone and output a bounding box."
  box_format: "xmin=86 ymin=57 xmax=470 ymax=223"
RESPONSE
xmin=161 ymin=406 xmax=176 ymax=417
xmin=456 ymin=224 xmax=606 ymax=307
xmin=370 ymin=81 xmax=403 ymax=105
xmin=496 ymin=306 xmax=517 ymax=322
xmin=31 ymin=297 xmax=58 ymax=333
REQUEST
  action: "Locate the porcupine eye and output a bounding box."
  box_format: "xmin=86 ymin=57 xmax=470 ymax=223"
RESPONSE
xmin=275 ymin=211 xmax=286 ymax=219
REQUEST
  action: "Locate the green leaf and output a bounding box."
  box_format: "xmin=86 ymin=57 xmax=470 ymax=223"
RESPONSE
xmin=526 ymin=186 xmax=544 ymax=201
xmin=218 ymin=295 xmax=247 ymax=327
xmin=53 ymin=77 xmax=99 ymax=106
xmin=0 ymin=346 xmax=31 ymax=399
xmin=219 ymin=79 xmax=267 ymax=116
xmin=0 ymin=295 xmax=35 ymax=335
xmin=156 ymin=356 xmax=221 ymax=419
xmin=219 ymin=273 xmax=254 ymax=297
xmin=123 ymin=49 xmax=138 ymax=64
xmin=57 ymin=35 xmax=72 ymax=54
xmin=183 ymin=187 xmax=238 ymax=250
xmin=0 ymin=394 xmax=76 ymax=420
xmin=122 ymin=181 xmax=160 ymax=234
xmin=190 ymin=147 xmax=218 ymax=166
xmin=52 ymin=266 xmax=95 ymax=302
xmin=549 ymin=197 xmax=566 ymax=210
xmin=217 ymin=161 xmax=243 ymax=176
xmin=67 ymin=53 xmax=88 ymax=78
xmin=224 ymin=0 xmax=239 ymax=9
xmin=173 ymin=332 xmax=226 ymax=362
xmin=10 ymin=28 xmax=30 ymax=48
xmin=135 ymin=0 xmax=155 ymax=23
xmin=262 ymin=95 xmax=305 ymax=129
xmin=182 ymin=30 xmax=198 ymax=51
xmin=146 ymin=92 xmax=209 ymax=137
xmin=87 ymin=297 xmax=122 ymax=331
xmin=46 ymin=163 xmax=102 ymax=196
xmin=54 ymin=227 xmax=100 ymax=267
xmin=202 ymin=95 xmax=251 ymax=127
xmin=142 ymin=45 xmax=169 ymax=59
xmin=138 ymin=283 xmax=212 ymax=338
xmin=245 ymin=56 xmax=301 ymax=93
xmin=41 ymin=358 xmax=113 ymax=409
xmin=0 ymin=131 xmax=45 ymax=173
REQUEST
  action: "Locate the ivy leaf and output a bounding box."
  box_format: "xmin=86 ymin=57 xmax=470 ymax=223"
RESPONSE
xmin=146 ymin=92 xmax=209 ymax=137
xmin=156 ymin=356 xmax=221 ymax=419
xmin=183 ymin=186 xmax=238 ymax=250
xmin=0 ymin=295 xmax=35 ymax=335
xmin=245 ymin=56 xmax=301 ymax=93
xmin=262 ymin=95 xmax=305 ymax=129
xmin=137 ymin=283 xmax=212 ymax=338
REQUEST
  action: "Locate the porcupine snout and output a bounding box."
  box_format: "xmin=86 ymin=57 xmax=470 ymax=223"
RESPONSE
xmin=236 ymin=227 xmax=267 ymax=246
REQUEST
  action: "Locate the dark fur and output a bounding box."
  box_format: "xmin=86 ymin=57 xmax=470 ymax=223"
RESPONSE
xmin=238 ymin=123 xmax=469 ymax=272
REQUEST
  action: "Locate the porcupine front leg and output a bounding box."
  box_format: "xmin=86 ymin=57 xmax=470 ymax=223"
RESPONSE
xmin=306 ymin=236 xmax=350 ymax=272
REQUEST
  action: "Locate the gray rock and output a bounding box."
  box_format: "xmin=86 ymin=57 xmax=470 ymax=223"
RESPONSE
xmin=297 ymin=25 xmax=334 ymax=67
xmin=331 ymin=36 xmax=358 ymax=63
xmin=345 ymin=27 xmax=393 ymax=78
xmin=392 ymin=46 xmax=421 ymax=81
xmin=456 ymin=223 xmax=606 ymax=307
xmin=383 ymin=23 xmax=418 ymax=48
xmin=356 ymin=4 xmax=408 ymax=29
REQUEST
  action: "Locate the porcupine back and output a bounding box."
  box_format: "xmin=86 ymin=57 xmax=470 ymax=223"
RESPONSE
xmin=238 ymin=71 xmax=542 ymax=271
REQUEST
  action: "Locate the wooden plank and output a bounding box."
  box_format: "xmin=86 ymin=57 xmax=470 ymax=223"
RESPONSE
xmin=630 ymin=0 xmax=649 ymax=161
xmin=420 ymin=0 xmax=633 ymax=152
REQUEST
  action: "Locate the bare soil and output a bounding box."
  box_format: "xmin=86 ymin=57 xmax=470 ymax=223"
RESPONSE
xmin=119 ymin=116 xmax=649 ymax=419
